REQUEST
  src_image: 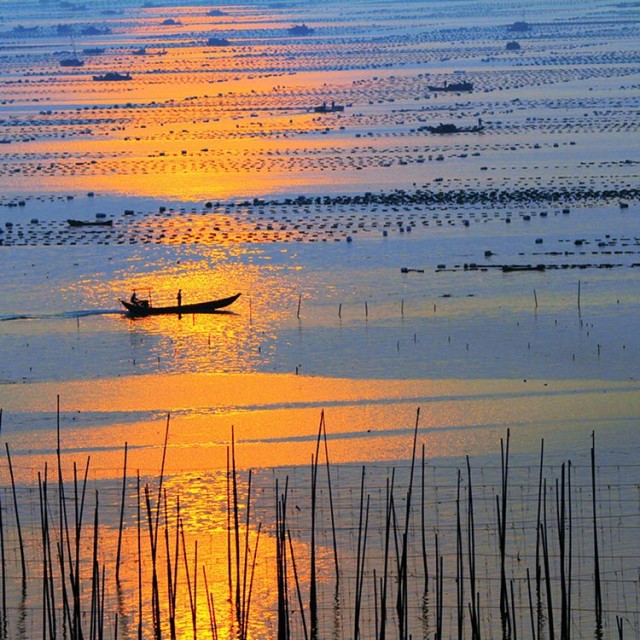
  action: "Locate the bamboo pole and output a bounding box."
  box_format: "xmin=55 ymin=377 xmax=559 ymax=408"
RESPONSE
xmin=55 ymin=395 xmax=72 ymax=638
xmin=568 ymin=461 xmax=573 ymax=640
xmin=591 ymin=433 xmax=603 ymax=635
xmin=353 ymin=467 xmax=369 ymax=640
xmin=137 ymin=471 xmax=143 ymax=640
xmin=498 ymin=430 xmax=511 ymax=638
xmin=456 ymin=469 xmax=464 ymax=640
xmin=379 ymin=470 xmax=395 ymax=640
xmin=226 ymin=447 xmax=232 ymax=603
xmin=43 ymin=466 xmax=57 ymax=640
xmin=0 ymin=496 xmax=6 ymax=634
xmin=541 ymin=479 xmax=555 ymax=640
xmin=116 ymin=442 xmax=128 ymax=584
xmin=164 ymin=491 xmax=176 ymax=640
xmin=310 ymin=418 xmax=323 ymax=640
xmin=321 ymin=413 xmax=340 ymax=583
xmin=203 ymin=566 xmax=218 ymax=640
xmin=526 ymin=568 xmax=536 ymax=640
xmin=144 ymin=483 xmax=161 ymax=639
xmin=181 ymin=522 xmax=197 ymax=640
xmin=287 ymin=529 xmax=309 ymax=640
xmin=5 ymin=444 xmax=26 ymax=584
xmin=90 ymin=491 xmax=100 ymax=640
xmin=397 ymin=408 xmax=421 ymax=639
xmin=276 ymin=476 xmax=290 ymax=640
xmin=535 ymin=439 xmax=545 ymax=640
xmin=435 ymin=534 xmax=443 ymax=640
xmin=466 ymin=456 xmax=480 ymax=640
xmin=421 ymin=446 xmax=429 ymax=596
xmin=244 ymin=522 xmax=261 ymax=640
xmin=241 ymin=469 xmax=253 ymax=639
xmin=556 ymin=466 xmax=567 ymax=640
xmin=231 ymin=427 xmax=242 ymax=636
xmin=38 ymin=471 xmax=50 ymax=640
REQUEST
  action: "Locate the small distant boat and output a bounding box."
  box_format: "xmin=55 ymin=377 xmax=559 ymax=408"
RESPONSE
xmin=81 ymin=26 xmax=112 ymax=36
xmin=501 ymin=264 xmax=545 ymax=272
xmin=313 ymin=101 xmax=344 ymax=113
xmin=288 ymin=23 xmax=314 ymax=36
xmin=120 ymin=293 xmax=241 ymax=317
xmin=83 ymin=47 xmax=106 ymax=55
xmin=60 ymin=38 xmax=84 ymax=67
xmin=67 ymin=218 xmax=113 ymax=227
xmin=420 ymin=122 xmax=484 ymax=134
xmin=93 ymin=72 xmax=132 ymax=82
xmin=427 ymin=80 xmax=473 ymax=92
xmin=60 ymin=57 xmax=84 ymax=67
xmin=508 ymin=21 xmax=531 ymax=32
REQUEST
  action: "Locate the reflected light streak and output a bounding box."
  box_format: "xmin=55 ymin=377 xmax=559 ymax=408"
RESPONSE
xmin=1 ymin=374 xmax=637 ymax=482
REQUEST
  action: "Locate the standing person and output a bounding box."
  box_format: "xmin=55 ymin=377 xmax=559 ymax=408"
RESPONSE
xmin=177 ymin=289 xmax=182 ymax=308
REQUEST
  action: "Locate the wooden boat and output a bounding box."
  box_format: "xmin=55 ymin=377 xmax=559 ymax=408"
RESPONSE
xmin=420 ymin=123 xmax=484 ymax=134
xmin=68 ymin=218 xmax=113 ymax=227
xmin=120 ymin=293 xmax=241 ymax=317
xmin=288 ymin=23 xmax=314 ymax=36
xmin=501 ymin=264 xmax=545 ymax=272
xmin=313 ymin=101 xmax=344 ymax=113
xmin=427 ymin=81 xmax=473 ymax=92
xmin=93 ymin=72 xmax=132 ymax=82
xmin=60 ymin=39 xmax=84 ymax=67
xmin=60 ymin=57 xmax=84 ymax=67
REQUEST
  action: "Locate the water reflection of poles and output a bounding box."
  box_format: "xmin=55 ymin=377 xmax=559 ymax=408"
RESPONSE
xmin=577 ymin=280 xmax=581 ymax=316
xmin=16 ymin=584 xmax=27 ymax=640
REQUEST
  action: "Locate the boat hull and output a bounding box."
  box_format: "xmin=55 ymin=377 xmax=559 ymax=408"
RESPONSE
xmin=68 ymin=219 xmax=113 ymax=227
xmin=427 ymin=82 xmax=473 ymax=92
xmin=419 ymin=124 xmax=484 ymax=134
xmin=120 ymin=293 xmax=241 ymax=317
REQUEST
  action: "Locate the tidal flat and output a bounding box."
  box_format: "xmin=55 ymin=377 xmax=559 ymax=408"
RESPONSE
xmin=0 ymin=0 xmax=639 ymax=637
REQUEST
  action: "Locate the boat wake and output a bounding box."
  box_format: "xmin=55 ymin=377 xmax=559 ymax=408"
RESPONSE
xmin=0 ymin=309 xmax=125 ymax=321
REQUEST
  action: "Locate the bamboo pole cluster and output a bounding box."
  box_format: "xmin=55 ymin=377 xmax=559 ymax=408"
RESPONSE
xmin=0 ymin=403 xmax=637 ymax=639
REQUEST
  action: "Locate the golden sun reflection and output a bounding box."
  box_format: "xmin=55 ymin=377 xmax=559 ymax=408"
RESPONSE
xmin=4 ymin=27 xmax=365 ymax=201
xmin=2 ymin=374 xmax=638 ymax=484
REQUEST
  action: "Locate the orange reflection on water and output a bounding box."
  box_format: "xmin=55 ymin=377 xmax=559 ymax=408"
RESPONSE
xmin=6 ymin=31 xmax=359 ymax=201
xmin=108 ymin=471 xmax=287 ymax=640
xmin=2 ymin=373 xmax=637 ymax=484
